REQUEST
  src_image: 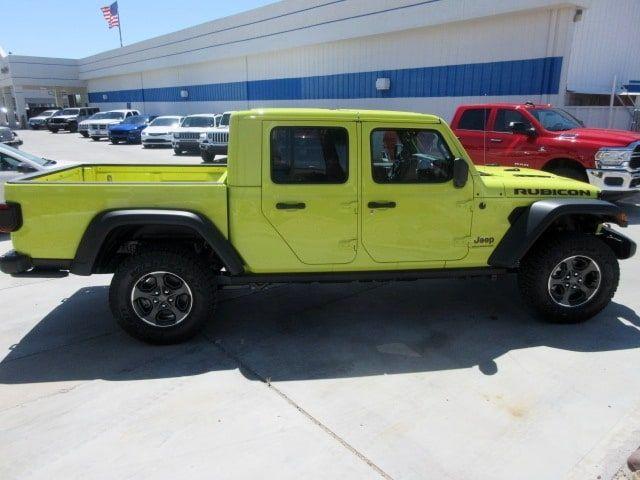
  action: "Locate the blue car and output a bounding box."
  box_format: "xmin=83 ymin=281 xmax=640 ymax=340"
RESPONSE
xmin=108 ymin=115 xmax=157 ymax=144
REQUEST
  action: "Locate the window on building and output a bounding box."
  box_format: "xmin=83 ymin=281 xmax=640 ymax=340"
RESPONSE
xmin=458 ymin=108 xmax=490 ymax=131
xmin=370 ymin=129 xmax=454 ymax=184
xmin=493 ymin=109 xmax=532 ymax=132
xmin=270 ymin=127 xmax=348 ymax=184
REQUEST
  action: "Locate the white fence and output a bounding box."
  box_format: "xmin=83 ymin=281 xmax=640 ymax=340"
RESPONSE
xmin=562 ymin=106 xmax=637 ymax=131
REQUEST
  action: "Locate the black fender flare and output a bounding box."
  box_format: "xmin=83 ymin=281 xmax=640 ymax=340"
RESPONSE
xmin=488 ymin=199 xmax=634 ymax=268
xmin=71 ymin=209 xmax=245 ymax=276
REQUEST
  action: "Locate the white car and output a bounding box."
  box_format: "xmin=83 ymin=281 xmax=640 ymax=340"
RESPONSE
xmin=0 ymin=144 xmax=73 ymax=201
xmin=172 ymin=114 xmax=220 ymax=155
xmin=199 ymin=111 xmax=232 ymax=162
xmin=28 ymin=109 xmax=60 ymax=130
xmin=141 ymin=116 xmax=183 ymax=148
xmin=87 ymin=109 xmax=140 ymax=141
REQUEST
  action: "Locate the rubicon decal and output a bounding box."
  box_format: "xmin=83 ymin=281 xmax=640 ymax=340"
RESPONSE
xmin=514 ymin=188 xmax=592 ymax=196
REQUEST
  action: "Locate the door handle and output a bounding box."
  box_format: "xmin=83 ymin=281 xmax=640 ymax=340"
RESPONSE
xmin=368 ymin=201 xmax=396 ymax=209
xmin=489 ymin=138 xmax=503 ymax=143
xmin=276 ymin=202 xmax=306 ymax=210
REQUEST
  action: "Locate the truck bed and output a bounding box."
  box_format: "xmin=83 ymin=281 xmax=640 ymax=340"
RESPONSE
xmin=30 ymin=164 xmax=227 ymax=184
xmin=6 ymin=164 xmax=229 ymax=260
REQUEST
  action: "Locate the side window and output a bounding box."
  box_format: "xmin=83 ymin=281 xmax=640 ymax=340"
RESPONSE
xmin=494 ymin=109 xmax=531 ymax=132
xmin=371 ymin=129 xmax=454 ymax=184
xmin=458 ymin=108 xmax=490 ymax=131
xmin=0 ymin=154 xmax=23 ymax=172
xmin=270 ymin=127 xmax=348 ymax=184
xmin=126 ymin=112 xmax=132 ymax=118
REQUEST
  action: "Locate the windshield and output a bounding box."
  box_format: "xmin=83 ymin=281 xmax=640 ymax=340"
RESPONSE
xmin=91 ymin=111 xmax=125 ymax=120
xmin=220 ymin=113 xmax=231 ymax=127
xmin=122 ymin=115 xmax=147 ymax=125
xmin=58 ymin=108 xmax=80 ymax=116
xmin=39 ymin=110 xmax=58 ymax=117
xmin=530 ymin=108 xmax=582 ymax=131
xmin=0 ymin=144 xmax=50 ymax=166
xmin=150 ymin=117 xmax=180 ymax=127
xmin=181 ymin=116 xmax=216 ymax=128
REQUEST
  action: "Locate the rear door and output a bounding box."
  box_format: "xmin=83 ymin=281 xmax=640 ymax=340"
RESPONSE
xmin=261 ymin=121 xmax=358 ymax=265
xmin=453 ymin=108 xmax=490 ymax=165
xmin=362 ymin=122 xmax=473 ymax=263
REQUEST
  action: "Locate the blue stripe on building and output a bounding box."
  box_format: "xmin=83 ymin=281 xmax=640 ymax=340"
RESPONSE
xmin=88 ymin=56 xmax=563 ymax=104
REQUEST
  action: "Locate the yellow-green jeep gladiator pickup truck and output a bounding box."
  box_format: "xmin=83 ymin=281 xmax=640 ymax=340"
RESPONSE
xmin=0 ymin=109 xmax=635 ymax=344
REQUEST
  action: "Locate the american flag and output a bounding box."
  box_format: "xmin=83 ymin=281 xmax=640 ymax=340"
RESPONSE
xmin=100 ymin=2 xmax=120 ymax=29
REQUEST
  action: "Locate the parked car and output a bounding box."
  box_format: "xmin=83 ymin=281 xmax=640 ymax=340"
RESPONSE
xmin=0 ymin=143 xmax=72 ymax=201
xmin=172 ymin=114 xmax=219 ymax=155
xmin=199 ymin=111 xmax=231 ymax=162
xmin=108 ymin=115 xmax=157 ymax=144
xmin=78 ymin=112 xmax=104 ymax=137
xmin=451 ymin=102 xmax=640 ymax=198
xmin=48 ymin=107 xmax=100 ymax=133
xmin=141 ymin=116 xmax=183 ymax=148
xmin=28 ymin=109 xmax=61 ymax=130
xmin=87 ymin=109 xmax=140 ymax=141
xmin=0 ymin=127 xmax=22 ymax=148
xmin=0 ymin=109 xmax=635 ymax=345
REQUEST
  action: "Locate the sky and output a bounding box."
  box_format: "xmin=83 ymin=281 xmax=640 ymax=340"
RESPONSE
xmin=1 ymin=0 xmax=276 ymax=58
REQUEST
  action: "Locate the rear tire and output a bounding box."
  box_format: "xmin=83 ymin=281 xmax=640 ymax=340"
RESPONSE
xmin=110 ymin=247 xmax=218 ymax=344
xmin=50 ymin=128 xmax=59 ymax=133
xmin=69 ymin=123 xmax=78 ymax=133
xmin=518 ymin=233 xmax=618 ymax=323
xmin=111 ymin=139 xmax=120 ymax=144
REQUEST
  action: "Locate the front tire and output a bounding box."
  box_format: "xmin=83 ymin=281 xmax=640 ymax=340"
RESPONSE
xmin=80 ymin=131 xmax=89 ymax=138
xmin=91 ymin=136 xmax=100 ymax=141
xmin=518 ymin=233 xmax=619 ymax=323
xmin=548 ymin=165 xmax=588 ymax=183
xmin=50 ymin=128 xmax=59 ymax=133
xmin=111 ymin=139 xmax=120 ymax=144
xmin=173 ymin=147 xmax=183 ymax=155
xmin=110 ymin=247 xmax=218 ymax=344
xmin=201 ymin=151 xmax=215 ymax=163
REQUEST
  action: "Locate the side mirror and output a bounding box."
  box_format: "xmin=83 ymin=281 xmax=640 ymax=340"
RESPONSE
xmin=17 ymin=164 xmax=36 ymax=173
xmin=509 ymin=121 xmax=536 ymax=136
xmin=453 ymin=158 xmax=469 ymax=188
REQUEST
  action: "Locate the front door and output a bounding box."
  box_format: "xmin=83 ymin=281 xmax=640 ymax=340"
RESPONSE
xmin=362 ymin=123 xmax=473 ymax=263
xmin=261 ymin=121 xmax=358 ymax=265
xmin=485 ymin=108 xmax=542 ymax=168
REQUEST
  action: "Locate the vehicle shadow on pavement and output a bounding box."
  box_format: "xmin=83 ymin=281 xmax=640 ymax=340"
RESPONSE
xmin=1 ymin=277 xmax=639 ymax=385
xmin=620 ymin=201 xmax=640 ymax=225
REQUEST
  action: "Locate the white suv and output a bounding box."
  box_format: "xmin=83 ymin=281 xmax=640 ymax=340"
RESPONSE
xmin=172 ymin=114 xmax=220 ymax=155
xmin=199 ymin=111 xmax=232 ymax=162
xmin=87 ymin=109 xmax=140 ymax=141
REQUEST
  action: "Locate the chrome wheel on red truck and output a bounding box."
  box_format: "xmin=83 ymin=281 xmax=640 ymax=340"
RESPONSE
xmin=109 ymin=246 xmax=217 ymax=344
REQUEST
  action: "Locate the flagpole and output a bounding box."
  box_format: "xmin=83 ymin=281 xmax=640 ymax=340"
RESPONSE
xmin=117 ymin=3 xmax=123 ymax=47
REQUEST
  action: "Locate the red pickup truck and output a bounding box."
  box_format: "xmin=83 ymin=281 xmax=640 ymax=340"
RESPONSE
xmin=451 ymin=102 xmax=640 ymax=197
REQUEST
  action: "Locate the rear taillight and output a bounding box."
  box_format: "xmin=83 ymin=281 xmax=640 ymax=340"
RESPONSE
xmin=0 ymin=203 xmax=22 ymax=233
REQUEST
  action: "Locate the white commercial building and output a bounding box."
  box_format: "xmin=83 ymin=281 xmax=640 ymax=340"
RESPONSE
xmin=1 ymin=0 xmax=638 ymax=129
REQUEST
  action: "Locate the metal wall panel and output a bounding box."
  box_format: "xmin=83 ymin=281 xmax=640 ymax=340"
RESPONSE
xmin=568 ymin=0 xmax=640 ymax=93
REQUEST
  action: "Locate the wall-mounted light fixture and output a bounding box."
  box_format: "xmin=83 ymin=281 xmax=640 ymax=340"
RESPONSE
xmin=180 ymin=89 xmax=189 ymax=99
xmin=102 ymin=94 xmax=108 ymax=100
xmin=375 ymin=78 xmax=391 ymax=91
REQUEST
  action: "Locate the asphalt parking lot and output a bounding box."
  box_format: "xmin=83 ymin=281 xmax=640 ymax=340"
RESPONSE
xmin=1 ymin=130 xmax=640 ymax=480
